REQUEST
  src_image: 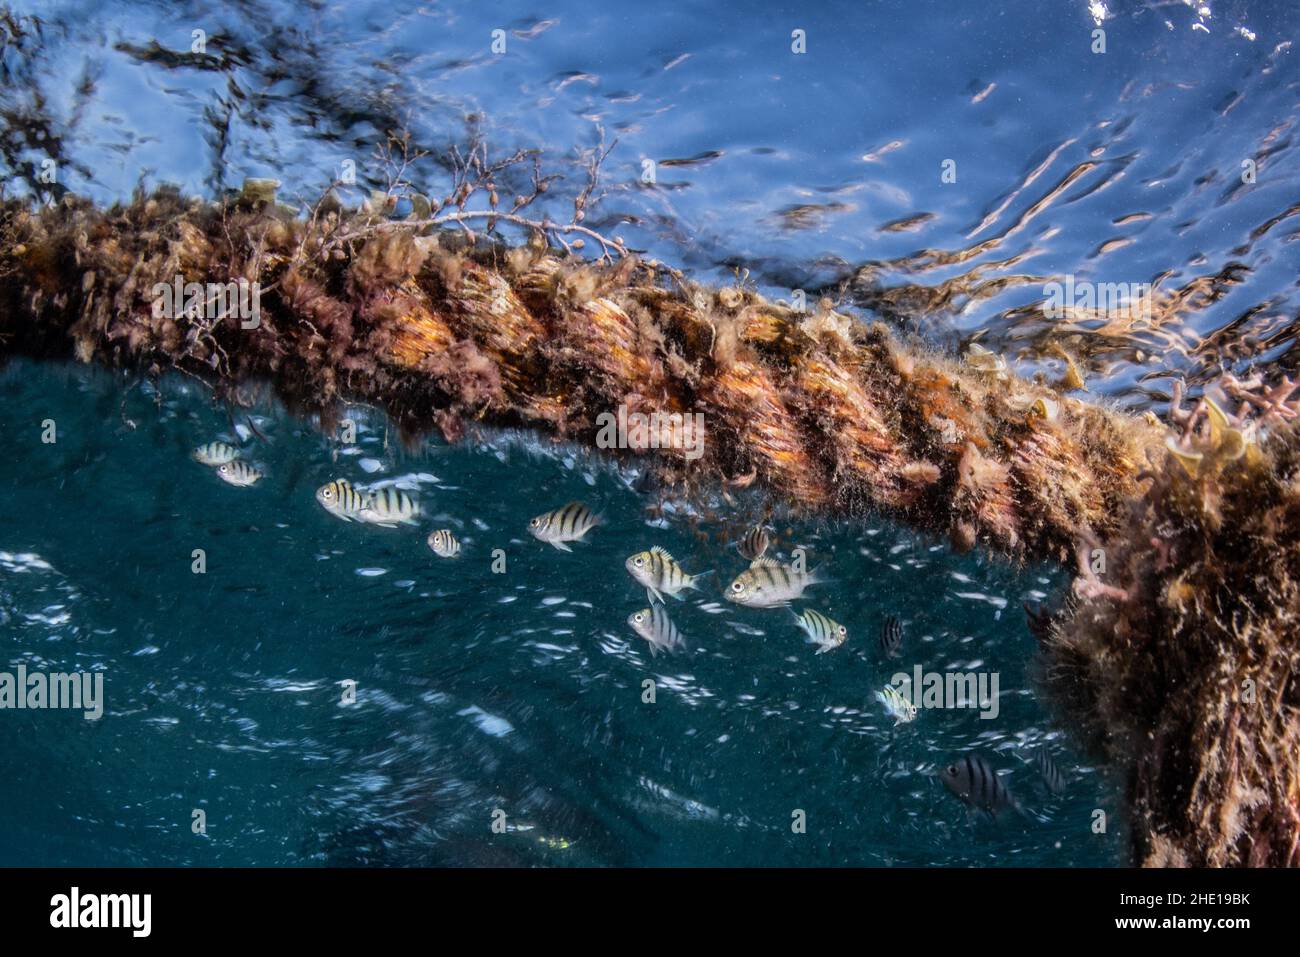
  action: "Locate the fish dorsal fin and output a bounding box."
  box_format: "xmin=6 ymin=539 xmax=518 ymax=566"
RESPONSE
xmin=650 ymin=545 xmax=674 ymax=561
xmin=750 ymin=557 xmax=783 ymax=569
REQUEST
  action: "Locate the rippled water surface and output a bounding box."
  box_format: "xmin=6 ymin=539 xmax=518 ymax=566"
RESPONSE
xmin=2 ymin=0 xmax=1296 ymax=865
xmin=5 ymin=0 xmax=1298 ymax=403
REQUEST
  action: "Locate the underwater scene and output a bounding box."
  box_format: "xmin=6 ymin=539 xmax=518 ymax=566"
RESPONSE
xmin=0 ymin=0 xmax=1297 ymax=876
xmin=0 ymin=360 xmax=1114 ymax=866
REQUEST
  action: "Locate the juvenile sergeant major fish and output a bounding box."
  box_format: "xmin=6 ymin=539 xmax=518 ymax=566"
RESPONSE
xmin=724 ymin=558 xmax=824 ymax=608
xmin=1034 ymin=747 xmax=1068 ymax=796
xmin=192 ymin=441 xmax=240 ymax=466
xmin=735 ymin=524 xmax=770 ymax=561
xmin=528 ymin=502 xmax=599 ymax=552
xmin=627 ymin=605 xmax=683 ymax=657
xmin=879 ymin=615 xmax=904 ymax=659
xmin=625 ymin=546 xmax=708 ymax=603
xmin=359 ymin=486 xmax=422 ymax=527
xmin=792 ymin=607 xmax=848 ymax=654
xmin=214 ymin=460 xmax=263 ymax=487
xmin=428 ymin=529 xmax=461 ymax=558
xmin=939 ymin=753 xmax=1021 ymax=818
xmin=316 ymin=479 xmax=368 ymax=522
xmin=876 ymin=684 xmax=917 ymax=724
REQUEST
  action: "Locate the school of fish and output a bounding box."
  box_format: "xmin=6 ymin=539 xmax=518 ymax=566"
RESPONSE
xmin=192 ymin=439 xmax=1070 ymax=822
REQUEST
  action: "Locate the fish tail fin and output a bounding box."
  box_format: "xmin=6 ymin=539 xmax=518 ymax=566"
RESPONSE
xmin=243 ymin=414 xmax=270 ymax=444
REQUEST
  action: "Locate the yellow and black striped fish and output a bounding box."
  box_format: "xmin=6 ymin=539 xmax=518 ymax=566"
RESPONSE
xmin=627 ymin=605 xmax=683 ymax=657
xmin=358 ymin=486 xmax=422 ymax=527
xmin=876 ymin=684 xmax=917 ymax=725
xmin=192 ymin=441 xmax=240 ymax=466
xmin=214 ymin=460 xmax=262 ymax=487
xmin=725 ymin=558 xmax=824 ymax=608
xmin=735 ymin=524 xmax=770 ymax=561
xmin=427 ymin=528 xmax=461 ymax=558
xmin=528 ymin=502 xmax=599 ymax=551
xmin=625 ymin=546 xmax=708 ymax=603
xmin=792 ymin=607 xmax=847 ymax=653
xmin=316 ymin=479 xmax=368 ymax=522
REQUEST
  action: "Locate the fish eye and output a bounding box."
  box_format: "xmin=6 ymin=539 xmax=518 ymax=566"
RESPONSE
xmin=633 ymin=614 xmax=643 ymax=623
xmin=219 ymin=465 xmax=228 ymax=473
xmin=634 ymin=557 xmax=644 ymax=567
xmin=529 ymin=518 xmax=539 ymax=527
xmin=838 ymin=626 xmax=847 ymax=635
xmin=946 ymin=765 xmax=957 ymax=776
xmin=730 ymin=581 xmax=744 ymax=592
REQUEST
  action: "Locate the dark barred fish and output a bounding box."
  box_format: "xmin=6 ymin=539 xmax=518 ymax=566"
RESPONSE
xmin=1034 ymin=747 xmax=1068 ymax=796
xmin=735 ymin=525 xmax=770 ymax=561
xmin=529 ymin=502 xmax=599 ymax=552
xmin=725 ymin=558 xmax=823 ymax=608
xmin=428 ymin=529 xmax=461 ymax=558
xmin=214 ymin=460 xmax=262 ymax=487
xmin=359 ymin=486 xmax=422 ymax=527
xmin=791 ymin=607 xmax=847 ymax=653
xmin=939 ymin=753 xmax=1020 ymax=819
xmin=627 ymin=605 xmax=683 ymax=657
xmin=192 ymin=441 xmax=240 ymax=466
xmin=879 ymin=615 xmax=904 ymax=659
xmin=625 ymin=546 xmax=707 ymax=603
xmin=316 ymin=479 xmax=368 ymax=522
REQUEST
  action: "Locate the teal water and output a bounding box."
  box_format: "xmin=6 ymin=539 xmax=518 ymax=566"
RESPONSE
xmin=0 ymin=361 xmax=1124 ymax=866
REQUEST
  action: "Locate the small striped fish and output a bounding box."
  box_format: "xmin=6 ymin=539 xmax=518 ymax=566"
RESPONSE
xmin=529 ymin=502 xmax=599 ymax=552
xmin=879 ymin=615 xmax=904 ymax=659
xmin=428 ymin=529 xmax=461 ymax=558
xmin=735 ymin=524 xmax=770 ymax=561
xmin=316 ymin=479 xmax=368 ymax=522
xmin=627 ymin=605 xmax=683 ymax=657
xmin=876 ymin=684 xmax=917 ymax=724
xmin=192 ymin=441 xmax=240 ymax=466
xmin=625 ymin=546 xmax=707 ymax=603
xmin=214 ymin=460 xmax=262 ymax=487
xmin=792 ymin=607 xmax=847 ymax=653
xmin=1034 ymin=747 xmax=1067 ymax=796
xmin=359 ymin=486 xmax=421 ymax=527
xmin=725 ymin=558 xmax=823 ymax=608
xmin=939 ymin=753 xmax=1020 ymax=818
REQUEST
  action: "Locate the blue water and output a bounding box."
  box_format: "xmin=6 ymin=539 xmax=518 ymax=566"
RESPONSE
xmin=2 ymin=0 xmax=1296 ymax=865
xmin=0 ymin=362 xmax=1122 ymax=865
